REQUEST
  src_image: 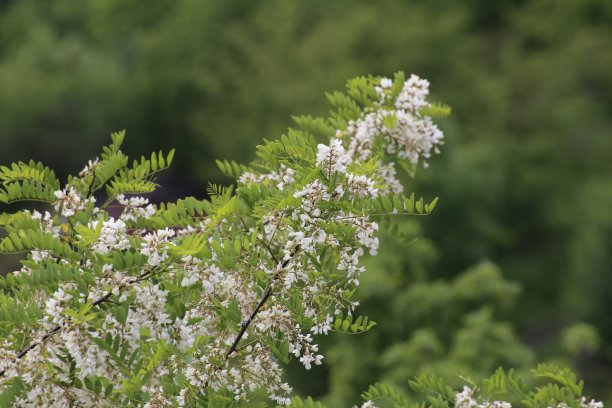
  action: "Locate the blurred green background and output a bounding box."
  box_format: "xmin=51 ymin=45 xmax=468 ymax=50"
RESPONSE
xmin=1 ymin=0 xmax=612 ymax=404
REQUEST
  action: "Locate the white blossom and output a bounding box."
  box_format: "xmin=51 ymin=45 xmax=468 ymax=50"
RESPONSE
xmin=239 ymin=164 xmax=296 ymax=190
xmin=311 ymin=315 xmax=333 ymax=335
xmin=31 ymin=210 xmax=60 ymax=237
xmin=356 ymin=401 xmax=379 ymax=408
xmin=117 ymin=194 xmax=157 ymax=221
xmin=316 ymin=139 xmax=349 ymax=175
xmin=395 ymin=74 xmax=431 ymax=112
xmin=455 ymin=386 xmax=512 ymax=408
xmin=61 ymin=327 xmax=110 ymax=379
xmin=44 ymin=284 xmax=75 ymax=326
xmin=580 ymin=398 xmax=605 ymax=408
xmin=78 ymin=157 xmax=100 ymax=178
xmin=90 ymin=217 xmax=130 ymax=254
xmin=53 ymin=186 xmax=96 ymax=217
xmin=140 ymin=228 xmax=175 ymax=266
xmin=345 ymin=74 xmax=444 ymax=174
xmin=345 ymin=173 xmax=379 ymax=198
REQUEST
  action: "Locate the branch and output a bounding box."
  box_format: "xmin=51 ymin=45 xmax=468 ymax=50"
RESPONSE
xmin=86 ymin=167 xmax=96 ymax=198
xmin=15 ymin=325 xmax=61 ymax=360
xmin=225 ymin=245 xmax=299 ymax=359
xmin=225 ymin=285 xmax=273 ymax=359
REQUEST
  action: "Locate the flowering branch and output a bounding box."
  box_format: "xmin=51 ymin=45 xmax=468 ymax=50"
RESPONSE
xmin=0 ymin=72 xmax=449 ymax=406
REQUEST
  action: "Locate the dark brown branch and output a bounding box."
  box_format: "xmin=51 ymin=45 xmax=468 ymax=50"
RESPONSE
xmin=225 ymin=245 xmax=299 ymax=359
xmin=225 ymin=285 xmax=273 ymax=359
xmin=86 ymin=167 xmax=97 ymax=198
xmin=256 ymin=237 xmax=279 ymax=265
xmin=16 ymin=325 xmax=61 ymax=359
xmin=236 ymin=216 xmax=279 ymax=266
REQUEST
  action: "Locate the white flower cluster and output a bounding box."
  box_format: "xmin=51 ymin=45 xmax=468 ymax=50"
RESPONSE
xmin=117 ymin=194 xmax=156 ymax=221
xmin=90 ymin=218 xmax=131 ymax=254
xmin=456 ymin=386 xmax=512 ymax=408
xmin=311 ymin=314 xmax=333 ymax=335
xmin=291 ymin=179 xmax=379 ymax=285
xmin=124 ymin=284 xmax=173 ymax=342
xmin=355 ymin=401 xmax=379 ymax=408
xmin=78 ymin=157 xmax=100 ymax=178
xmin=344 ymin=74 xmax=444 ymax=174
xmin=557 ymin=398 xmax=604 ymax=408
xmin=316 ymin=138 xmax=350 ymax=176
xmin=289 ymin=330 xmax=323 ymax=370
xmin=44 ymin=284 xmax=74 ymax=326
xmin=394 ymin=74 xmax=431 ymax=112
xmin=140 ymin=228 xmax=175 ymax=267
xmin=61 ymin=326 xmax=111 ymax=379
xmin=13 ymin=339 xmax=116 ymax=407
xmin=240 ymin=76 xmax=443 ymax=199
xmin=455 ymin=386 xmax=604 ymax=408
xmin=345 ymin=173 xmax=379 ymax=198
xmin=31 ymin=210 xmax=60 ymax=236
xmin=53 ymin=186 xmax=96 ymax=217
xmin=239 ymin=164 xmax=296 ymax=191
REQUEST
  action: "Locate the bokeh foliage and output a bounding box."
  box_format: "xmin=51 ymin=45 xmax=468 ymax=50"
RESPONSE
xmin=1 ymin=0 xmax=611 ymax=404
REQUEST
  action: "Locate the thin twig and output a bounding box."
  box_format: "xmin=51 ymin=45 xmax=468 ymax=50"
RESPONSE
xmin=86 ymin=167 xmax=96 ymax=198
xmin=267 ymin=212 xmax=284 ymax=248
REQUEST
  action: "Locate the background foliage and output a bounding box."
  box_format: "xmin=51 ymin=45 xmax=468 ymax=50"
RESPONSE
xmin=1 ymin=0 xmax=611 ymax=405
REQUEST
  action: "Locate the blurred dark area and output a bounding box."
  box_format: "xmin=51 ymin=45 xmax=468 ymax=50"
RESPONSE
xmin=1 ymin=0 xmax=612 ymax=404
